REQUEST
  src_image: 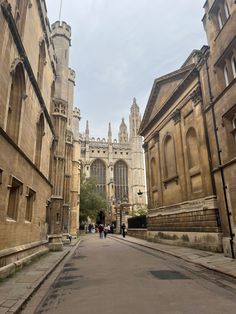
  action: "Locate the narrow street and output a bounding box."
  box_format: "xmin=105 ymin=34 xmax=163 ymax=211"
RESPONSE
xmin=33 ymin=234 xmax=236 ymax=314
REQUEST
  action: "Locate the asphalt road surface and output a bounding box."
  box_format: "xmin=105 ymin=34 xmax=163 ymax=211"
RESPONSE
xmin=35 ymin=234 xmax=236 ymax=314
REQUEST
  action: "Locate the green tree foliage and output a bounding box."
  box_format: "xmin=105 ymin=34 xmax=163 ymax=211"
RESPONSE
xmin=79 ymin=176 xmax=107 ymax=222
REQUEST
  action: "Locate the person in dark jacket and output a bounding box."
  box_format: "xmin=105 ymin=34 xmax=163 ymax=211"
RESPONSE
xmin=121 ymin=223 xmax=126 ymax=238
xmin=98 ymin=224 xmax=104 ymax=239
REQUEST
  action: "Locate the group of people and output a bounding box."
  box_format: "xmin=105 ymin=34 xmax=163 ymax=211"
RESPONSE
xmin=97 ymin=224 xmax=115 ymax=238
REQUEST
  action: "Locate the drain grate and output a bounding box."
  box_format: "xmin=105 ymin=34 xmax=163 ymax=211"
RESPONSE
xmin=63 ymin=267 xmax=78 ymax=272
xmin=149 ymin=270 xmax=189 ymax=280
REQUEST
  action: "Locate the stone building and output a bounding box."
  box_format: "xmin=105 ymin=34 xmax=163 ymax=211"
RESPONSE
xmin=0 ymin=0 xmax=80 ymax=274
xmin=140 ymin=0 xmax=236 ymax=256
xmin=201 ymin=0 xmax=236 ymax=257
xmin=80 ymin=98 xmax=146 ymax=228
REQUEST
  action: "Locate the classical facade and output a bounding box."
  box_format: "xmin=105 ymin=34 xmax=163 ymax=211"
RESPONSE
xmin=140 ymin=0 xmax=236 ymax=256
xmin=80 ymin=98 xmax=146 ymax=228
xmin=0 ymin=0 xmax=80 ymax=275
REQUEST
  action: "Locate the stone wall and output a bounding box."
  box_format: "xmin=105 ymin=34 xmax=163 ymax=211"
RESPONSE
xmin=128 ymin=229 xmax=147 ymax=240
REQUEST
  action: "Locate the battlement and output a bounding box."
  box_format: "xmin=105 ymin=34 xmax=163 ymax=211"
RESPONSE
xmin=73 ymin=107 xmax=81 ymax=119
xmin=51 ymin=21 xmax=71 ymax=41
xmin=69 ymin=68 xmax=76 ymax=82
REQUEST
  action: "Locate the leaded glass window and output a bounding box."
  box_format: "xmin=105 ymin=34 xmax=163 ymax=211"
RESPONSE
xmin=91 ymin=159 xmax=106 ymax=195
xmin=114 ymin=160 xmax=128 ymax=202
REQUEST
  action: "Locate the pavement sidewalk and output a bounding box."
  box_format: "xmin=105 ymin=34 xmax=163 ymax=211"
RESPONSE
xmin=112 ymin=235 xmax=236 ymax=278
xmin=0 ymin=239 xmax=80 ymax=314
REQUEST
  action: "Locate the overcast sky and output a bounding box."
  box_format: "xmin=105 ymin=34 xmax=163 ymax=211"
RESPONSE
xmin=46 ymin=0 xmax=207 ymax=139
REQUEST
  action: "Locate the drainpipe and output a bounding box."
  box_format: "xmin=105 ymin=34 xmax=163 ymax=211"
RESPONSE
xmin=204 ymin=55 xmax=235 ymax=258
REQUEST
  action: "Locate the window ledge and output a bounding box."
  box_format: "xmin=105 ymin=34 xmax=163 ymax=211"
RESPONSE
xmin=163 ymin=175 xmax=179 ymax=188
xmin=6 ymin=218 xmax=16 ymax=223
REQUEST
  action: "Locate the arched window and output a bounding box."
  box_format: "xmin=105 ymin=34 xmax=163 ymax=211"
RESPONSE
xmin=114 ymin=160 xmax=128 ymax=202
xmin=35 ymin=113 xmax=45 ymax=169
xmin=164 ymin=135 xmax=177 ymax=179
xmin=50 ymin=81 xmax=55 ymax=114
xmin=231 ymin=56 xmax=236 ymax=79
xmin=224 ymin=1 xmax=230 ymax=19
xmin=15 ymin=0 xmax=28 ymax=36
xmin=186 ymin=128 xmax=200 ymax=169
xmin=224 ymin=64 xmax=229 ymax=87
xmin=217 ymin=10 xmax=223 ymax=29
xmin=37 ymin=40 xmax=46 ymax=89
xmin=91 ymin=159 xmax=106 ymax=195
xmin=150 ymin=158 xmax=157 ymax=188
xmin=6 ymin=63 xmax=25 ymax=143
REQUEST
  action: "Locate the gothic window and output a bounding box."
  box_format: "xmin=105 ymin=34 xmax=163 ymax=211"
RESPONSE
xmin=35 ymin=113 xmax=45 ymax=169
xmin=6 ymin=63 xmax=25 ymax=143
xmin=91 ymin=159 xmax=106 ymax=195
xmin=150 ymin=158 xmax=157 ymax=189
xmin=217 ymin=10 xmax=223 ymax=29
xmin=164 ymin=135 xmax=177 ymax=179
xmin=7 ymin=177 xmax=22 ymax=221
xmin=37 ymin=40 xmax=46 ymax=89
xmin=25 ymin=188 xmax=35 ymax=222
xmin=224 ymin=1 xmax=230 ymax=19
xmin=50 ymin=81 xmax=55 ymax=114
xmin=231 ymin=56 xmax=236 ymax=79
xmin=15 ymin=0 xmax=28 ymax=36
xmin=186 ymin=128 xmax=200 ymax=169
xmin=224 ymin=64 xmax=229 ymax=87
xmin=114 ymin=160 xmax=128 ymax=202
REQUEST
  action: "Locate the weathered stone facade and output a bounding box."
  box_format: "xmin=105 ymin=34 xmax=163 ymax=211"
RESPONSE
xmin=80 ymin=98 xmax=146 ymax=226
xmin=201 ymin=0 xmax=236 ymax=257
xmin=140 ymin=0 xmax=236 ymax=256
xmin=0 ymin=0 xmax=80 ymax=271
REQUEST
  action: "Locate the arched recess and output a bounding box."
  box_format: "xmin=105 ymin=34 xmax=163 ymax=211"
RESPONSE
xmin=186 ymin=127 xmax=200 ymax=170
xmin=6 ymin=62 xmax=26 ymax=143
xmin=114 ymin=159 xmax=128 ymax=202
xmin=37 ymin=40 xmax=46 ymax=89
xmin=150 ymin=157 xmax=158 ymax=188
xmin=15 ymin=0 xmax=29 ymax=36
xmin=90 ymin=159 xmax=106 ymax=195
xmin=35 ymin=113 xmax=45 ymax=169
xmin=163 ymin=134 xmax=177 ymax=179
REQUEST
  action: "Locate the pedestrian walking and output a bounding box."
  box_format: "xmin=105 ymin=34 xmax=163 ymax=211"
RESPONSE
xmin=121 ymin=223 xmax=126 ymax=238
xmin=98 ymin=224 xmax=104 ymax=239
xmin=104 ymin=225 xmax=108 ymax=238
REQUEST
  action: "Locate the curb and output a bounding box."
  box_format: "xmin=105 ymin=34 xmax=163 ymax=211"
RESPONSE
xmin=11 ymin=240 xmax=81 ymax=314
xmin=111 ymin=235 xmax=236 ymax=280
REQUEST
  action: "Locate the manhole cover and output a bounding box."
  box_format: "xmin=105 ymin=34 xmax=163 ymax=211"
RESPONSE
xmin=149 ymin=270 xmax=189 ymax=280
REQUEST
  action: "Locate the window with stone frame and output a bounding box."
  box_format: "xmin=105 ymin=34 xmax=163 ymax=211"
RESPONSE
xmin=25 ymin=187 xmax=35 ymax=222
xmin=7 ymin=177 xmax=23 ymax=221
xmin=15 ymin=0 xmax=29 ymax=36
xmin=6 ymin=62 xmax=25 ymax=143
xmin=91 ymin=159 xmax=106 ymax=195
xmin=224 ymin=64 xmax=230 ymax=87
xmin=37 ymin=40 xmax=46 ymax=89
xmin=114 ymin=160 xmax=128 ymax=202
xmin=231 ymin=55 xmax=236 ymax=79
xmin=35 ymin=113 xmax=45 ymax=169
xmin=208 ymin=0 xmax=230 ymax=35
xmin=222 ymin=105 xmax=236 ymax=157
